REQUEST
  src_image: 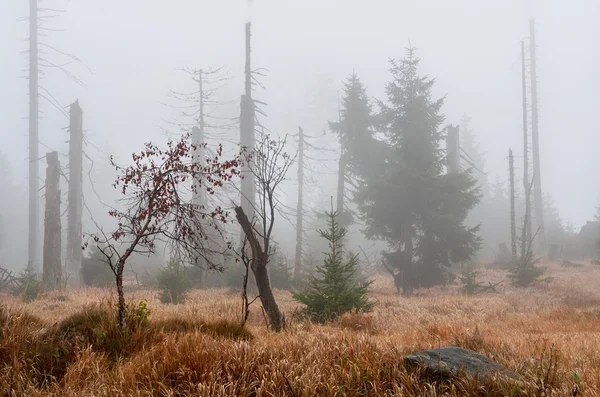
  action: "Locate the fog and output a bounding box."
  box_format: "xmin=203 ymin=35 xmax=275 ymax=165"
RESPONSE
xmin=1 ymin=0 xmax=599 ymax=270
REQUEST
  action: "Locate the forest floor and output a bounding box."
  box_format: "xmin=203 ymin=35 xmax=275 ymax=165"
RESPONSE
xmin=2 ymin=261 xmax=600 ymax=396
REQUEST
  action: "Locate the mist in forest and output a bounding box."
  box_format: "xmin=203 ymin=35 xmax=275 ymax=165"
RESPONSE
xmin=0 ymin=0 xmax=599 ymax=272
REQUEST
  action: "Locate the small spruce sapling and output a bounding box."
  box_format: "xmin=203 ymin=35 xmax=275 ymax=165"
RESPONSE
xmin=293 ymin=205 xmax=374 ymax=323
xmin=157 ymin=258 xmax=191 ymax=304
xmin=459 ymin=262 xmax=480 ymax=295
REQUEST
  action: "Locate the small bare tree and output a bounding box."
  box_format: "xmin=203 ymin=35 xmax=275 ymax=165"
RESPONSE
xmin=235 ymin=134 xmax=295 ymax=332
xmin=87 ymin=133 xmax=240 ymax=332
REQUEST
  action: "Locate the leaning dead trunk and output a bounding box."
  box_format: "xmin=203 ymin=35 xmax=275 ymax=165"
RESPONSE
xmin=235 ymin=206 xmax=284 ymax=331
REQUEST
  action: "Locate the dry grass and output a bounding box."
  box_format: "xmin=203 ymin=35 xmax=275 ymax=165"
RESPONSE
xmin=2 ymin=262 xmax=600 ymax=396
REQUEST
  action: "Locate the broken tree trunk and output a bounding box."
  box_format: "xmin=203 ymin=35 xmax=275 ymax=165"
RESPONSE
xmin=43 ymin=151 xmax=61 ymax=289
xmin=235 ymin=206 xmax=284 ymax=332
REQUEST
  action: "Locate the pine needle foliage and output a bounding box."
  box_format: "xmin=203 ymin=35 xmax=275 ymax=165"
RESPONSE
xmin=158 ymin=259 xmax=191 ymax=304
xmin=293 ymin=209 xmax=374 ymax=323
xmin=508 ymin=232 xmax=546 ymax=287
xmin=459 ymin=262 xmax=480 ymax=295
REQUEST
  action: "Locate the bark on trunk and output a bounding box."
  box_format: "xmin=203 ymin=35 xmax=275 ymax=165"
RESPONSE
xmin=235 ymin=206 xmax=284 ymax=331
xmin=401 ymin=226 xmax=414 ymax=297
xmin=253 ymin=254 xmax=284 ymax=331
xmin=116 ymin=264 xmax=126 ymax=333
xmin=43 ymin=151 xmax=62 ymax=289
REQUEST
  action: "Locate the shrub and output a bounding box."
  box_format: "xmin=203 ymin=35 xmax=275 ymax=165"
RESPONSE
xmin=81 ymin=246 xmax=114 ymax=288
xmin=459 ymin=262 xmax=480 ymax=295
xmin=157 ymin=259 xmax=191 ymax=304
xmin=15 ymin=263 xmax=41 ymax=302
xmin=508 ymin=233 xmax=546 ymax=287
xmin=508 ymin=248 xmax=546 ymax=287
xmin=269 ymin=250 xmax=293 ymax=290
xmin=293 ymin=209 xmax=374 ymax=323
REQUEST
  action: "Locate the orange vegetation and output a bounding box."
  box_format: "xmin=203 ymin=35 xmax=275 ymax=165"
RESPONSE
xmin=2 ymin=261 xmax=600 ymax=396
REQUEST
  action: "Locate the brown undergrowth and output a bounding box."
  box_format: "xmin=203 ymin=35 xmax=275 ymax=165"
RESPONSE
xmin=1 ymin=262 xmax=600 ymax=396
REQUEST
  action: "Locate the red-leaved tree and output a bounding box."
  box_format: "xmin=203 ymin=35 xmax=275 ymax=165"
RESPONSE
xmin=87 ymin=132 xmax=239 ymax=332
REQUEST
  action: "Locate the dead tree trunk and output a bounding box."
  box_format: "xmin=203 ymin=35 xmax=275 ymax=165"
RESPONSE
xmin=235 ymin=206 xmax=284 ymax=332
xmin=509 ymin=149 xmax=517 ymax=264
xmin=529 ymin=19 xmax=546 ymax=255
xmin=191 ymin=69 xmax=206 ymax=284
xmin=192 ymin=125 xmax=206 ymax=285
xmin=521 ymin=40 xmax=532 ymax=242
xmin=43 ymin=151 xmax=61 ymax=289
xmin=67 ymin=101 xmax=83 ymax=287
xmin=294 ymin=126 xmax=304 ymax=281
xmin=238 ymin=23 xmax=258 ymax=295
xmin=28 ymin=0 xmax=39 ymax=272
xmin=239 ymin=22 xmax=256 ymax=244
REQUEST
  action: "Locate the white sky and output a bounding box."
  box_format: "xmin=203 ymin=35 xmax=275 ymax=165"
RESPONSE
xmin=0 ymin=0 xmax=599 ymax=230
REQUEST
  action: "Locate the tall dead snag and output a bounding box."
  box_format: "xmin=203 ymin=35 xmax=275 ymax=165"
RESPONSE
xmin=235 ymin=134 xmax=295 ymax=332
xmin=294 ymin=126 xmax=304 ymax=281
xmin=43 ymin=151 xmax=61 ymax=288
xmin=509 ymin=149 xmax=517 ymax=264
xmin=163 ymin=66 xmax=231 ymax=286
xmin=67 ymin=101 xmax=83 ymax=286
xmin=28 ymin=0 xmax=39 ymax=272
xmin=89 ymin=133 xmax=239 ymax=332
xmin=521 ymin=40 xmax=532 ymax=242
xmin=239 ymin=22 xmax=256 ymax=247
xmin=529 ymin=19 xmax=546 ymax=254
xmin=192 ymin=123 xmax=206 ymax=285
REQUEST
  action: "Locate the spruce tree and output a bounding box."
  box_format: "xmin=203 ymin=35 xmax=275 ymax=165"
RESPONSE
xmin=329 ymin=73 xmax=385 ymax=225
xmin=355 ymin=47 xmax=481 ymax=294
xmin=293 ymin=208 xmax=373 ymax=323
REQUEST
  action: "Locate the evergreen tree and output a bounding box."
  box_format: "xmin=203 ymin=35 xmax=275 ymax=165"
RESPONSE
xmin=354 ymin=47 xmax=481 ymax=294
xmin=157 ymin=258 xmax=191 ymax=304
xmin=329 ymin=73 xmax=383 ymax=225
xmin=81 ymin=246 xmax=114 ymax=288
xmin=293 ymin=208 xmax=374 ymax=323
xmin=460 ymin=115 xmax=488 ymax=197
xmin=460 ymin=116 xmax=488 ymax=260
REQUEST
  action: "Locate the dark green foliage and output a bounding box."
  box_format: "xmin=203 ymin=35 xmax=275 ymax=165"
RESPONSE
xmin=459 ymin=263 xmax=480 ymax=295
xmin=15 ymin=263 xmax=41 ymax=302
xmin=157 ymin=259 xmax=191 ymax=304
xmin=329 ymin=73 xmax=381 ymax=182
xmin=269 ymin=250 xmax=292 ymax=290
xmin=293 ymin=210 xmax=374 ymax=323
xmin=508 ymin=237 xmax=546 ymax=287
xmin=543 ymin=193 xmax=580 ymax=259
xmin=223 ymin=259 xmax=247 ymax=290
xmin=353 ymin=47 xmax=481 ymax=293
xmin=186 ymin=266 xmax=204 ymax=288
xmin=81 ymin=246 xmax=114 ymax=287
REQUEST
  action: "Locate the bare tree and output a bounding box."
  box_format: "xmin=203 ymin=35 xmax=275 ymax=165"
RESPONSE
xmin=235 ymin=133 xmax=295 ymax=332
xmin=24 ymin=1 xmax=89 ymax=272
xmin=162 ymin=66 xmax=235 ymax=286
xmin=87 ymin=133 xmax=240 ymax=332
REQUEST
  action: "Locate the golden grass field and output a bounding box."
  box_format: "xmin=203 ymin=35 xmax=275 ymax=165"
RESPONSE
xmin=2 ymin=261 xmax=600 ymax=396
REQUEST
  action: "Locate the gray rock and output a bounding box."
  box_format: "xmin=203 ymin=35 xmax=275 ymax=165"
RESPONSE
xmin=404 ymin=346 xmax=522 ymax=381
